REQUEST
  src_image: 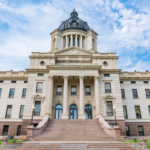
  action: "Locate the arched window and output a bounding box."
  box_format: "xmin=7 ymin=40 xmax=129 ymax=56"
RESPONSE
xmin=85 ymin=104 xmax=92 ymax=119
xmin=70 ymin=104 xmax=78 ymax=119
xmin=73 ymin=37 xmax=75 ymax=46
xmin=55 ymin=104 xmax=62 ymax=119
xmin=77 ymin=37 xmax=80 ymax=47
xmin=68 ymin=37 xmax=71 ymax=47
xmin=72 ymin=22 xmax=76 ymax=27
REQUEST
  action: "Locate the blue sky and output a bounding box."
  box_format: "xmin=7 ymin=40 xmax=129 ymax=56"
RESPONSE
xmin=0 ymin=0 xmax=150 ymax=71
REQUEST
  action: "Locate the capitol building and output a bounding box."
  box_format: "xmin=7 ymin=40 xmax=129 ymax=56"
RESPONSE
xmin=0 ymin=9 xmax=150 ymax=139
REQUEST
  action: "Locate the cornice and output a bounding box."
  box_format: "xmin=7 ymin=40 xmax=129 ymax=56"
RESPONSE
xmin=92 ymin=56 xmax=119 ymax=59
xmin=100 ymin=69 xmax=122 ymax=74
xmin=0 ymin=76 xmax=28 ymax=80
xmin=26 ymin=69 xmax=49 ymax=73
xmin=50 ymin=29 xmax=62 ymax=35
xmin=120 ymin=77 xmax=150 ymax=80
xmin=87 ymin=29 xmax=98 ymax=36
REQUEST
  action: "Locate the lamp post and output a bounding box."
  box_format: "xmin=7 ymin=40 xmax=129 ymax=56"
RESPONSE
xmin=113 ymin=106 xmax=118 ymax=126
xmin=29 ymin=106 xmax=35 ymax=126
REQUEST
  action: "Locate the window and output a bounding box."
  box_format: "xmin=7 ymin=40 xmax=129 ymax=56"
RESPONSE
xmin=103 ymin=62 xmax=107 ymax=66
xmin=126 ymin=126 xmax=130 ymax=136
xmin=121 ymin=89 xmax=125 ymax=98
xmin=148 ymin=106 xmax=150 ymax=115
xmin=5 ymin=105 xmax=12 ymax=118
xmin=36 ymin=82 xmax=43 ymax=93
xmin=9 ymin=89 xmax=15 ymax=98
xmin=120 ymin=81 xmax=123 ymax=84
xmin=143 ymin=81 xmax=148 ymax=84
xmin=40 ymin=61 xmax=45 ymax=66
xmin=105 ymin=83 xmax=111 ymax=93
xmin=57 ymin=86 xmax=62 ymax=95
xmin=71 ymin=86 xmax=76 ymax=95
xmin=73 ymin=37 xmax=75 ymax=46
xmin=123 ymin=106 xmax=128 ymax=119
xmin=85 ymin=86 xmax=91 ymax=95
xmin=104 ymin=74 xmax=110 ymax=77
xmin=22 ymin=89 xmax=26 ymax=98
xmin=24 ymin=81 xmax=28 ymax=83
xmin=132 ymin=89 xmax=138 ymax=98
xmin=72 ymin=22 xmax=76 ymax=27
xmin=11 ymin=81 xmax=16 ymax=83
xmin=0 ymin=80 xmax=3 ymax=83
xmin=138 ymin=126 xmax=144 ymax=136
xmin=34 ymin=101 xmax=41 ymax=116
xmin=135 ymin=106 xmax=141 ymax=119
xmin=3 ymin=125 xmax=9 ymax=136
xmin=19 ymin=105 xmax=24 ymax=119
xmin=17 ymin=125 xmax=21 ymax=136
xmin=77 ymin=38 xmax=79 ymax=47
xmin=69 ymin=38 xmax=71 ymax=46
xmin=131 ymin=81 xmax=136 ymax=84
xmin=106 ymin=101 xmax=113 ymax=116
xmin=0 ymin=88 xmax=2 ymax=97
xmin=145 ymin=89 xmax=150 ymax=98
xmin=38 ymin=73 xmax=44 ymax=76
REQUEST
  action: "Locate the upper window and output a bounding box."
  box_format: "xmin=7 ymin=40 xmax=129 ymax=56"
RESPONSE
xmin=77 ymin=38 xmax=79 ymax=47
xmin=22 ymin=89 xmax=26 ymax=98
xmin=103 ymin=61 xmax=107 ymax=66
xmin=0 ymin=80 xmax=3 ymax=83
xmin=131 ymin=81 xmax=136 ymax=84
xmin=135 ymin=106 xmax=141 ymax=119
xmin=57 ymin=86 xmax=62 ymax=95
xmin=71 ymin=86 xmax=76 ymax=95
xmin=24 ymin=81 xmax=28 ymax=83
xmin=121 ymin=89 xmax=125 ymax=98
xmin=38 ymin=73 xmax=44 ymax=76
xmin=5 ymin=105 xmax=12 ymax=118
xmin=36 ymin=82 xmax=43 ymax=93
xmin=132 ymin=89 xmax=138 ymax=98
xmin=34 ymin=101 xmax=41 ymax=116
xmin=72 ymin=22 xmax=76 ymax=27
xmin=85 ymin=86 xmax=91 ymax=95
xmin=120 ymin=81 xmax=123 ymax=84
xmin=143 ymin=81 xmax=148 ymax=84
xmin=19 ymin=105 xmax=24 ymax=119
xmin=11 ymin=81 xmax=16 ymax=83
xmin=106 ymin=101 xmax=113 ymax=116
xmin=69 ymin=38 xmax=71 ymax=46
xmin=123 ymin=106 xmax=128 ymax=119
xmin=40 ymin=61 xmax=45 ymax=66
xmin=145 ymin=89 xmax=150 ymax=98
xmin=138 ymin=126 xmax=144 ymax=136
xmin=104 ymin=74 xmax=110 ymax=77
xmin=9 ymin=89 xmax=15 ymax=98
xmin=0 ymin=88 xmax=2 ymax=97
xmin=73 ymin=37 xmax=75 ymax=46
xmin=105 ymin=83 xmax=111 ymax=93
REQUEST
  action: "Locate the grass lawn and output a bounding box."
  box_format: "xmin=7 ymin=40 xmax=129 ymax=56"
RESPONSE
xmin=7 ymin=139 xmax=26 ymax=144
xmin=121 ymin=140 xmax=141 ymax=143
xmin=0 ymin=140 xmax=1 ymax=146
xmin=147 ymin=140 xmax=150 ymax=148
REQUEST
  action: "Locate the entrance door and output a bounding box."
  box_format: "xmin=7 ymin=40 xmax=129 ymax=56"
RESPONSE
xmin=85 ymin=104 xmax=92 ymax=119
xmin=70 ymin=104 xmax=78 ymax=119
xmin=55 ymin=105 xmax=62 ymax=119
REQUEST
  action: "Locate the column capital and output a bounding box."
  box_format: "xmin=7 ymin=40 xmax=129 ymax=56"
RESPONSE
xmin=79 ymin=75 xmax=84 ymax=79
xmin=94 ymin=75 xmax=100 ymax=79
xmin=63 ymin=75 xmax=68 ymax=78
xmin=48 ymin=75 xmax=53 ymax=79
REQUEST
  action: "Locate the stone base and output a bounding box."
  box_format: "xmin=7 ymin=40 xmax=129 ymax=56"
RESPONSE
xmin=78 ymin=114 xmax=86 ymax=119
xmin=62 ymin=113 xmax=69 ymax=119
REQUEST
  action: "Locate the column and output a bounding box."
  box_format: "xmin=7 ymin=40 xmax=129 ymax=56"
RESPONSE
xmin=95 ymin=75 xmax=100 ymax=118
xmin=71 ymin=35 xmax=73 ymax=47
xmin=79 ymin=75 xmax=85 ymax=119
xmin=46 ymin=75 xmax=53 ymax=118
xmin=75 ymin=35 xmax=77 ymax=47
xmin=66 ymin=35 xmax=68 ymax=48
xmin=80 ymin=35 xmax=82 ymax=48
xmin=62 ymin=75 xmax=69 ymax=119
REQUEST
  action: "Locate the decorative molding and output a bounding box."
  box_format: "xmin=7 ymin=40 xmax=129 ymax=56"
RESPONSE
xmin=58 ymin=49 xmax=91 ymax=55
xmin=32 ymin=94 xmax=45 ymax=103
xmin=48 ymin=75 xmax=53 ymax=79
xmin=103 ymin=95 xmax=116 ymax=104
xmin=63 ymin=75 xmax=69 ymax=78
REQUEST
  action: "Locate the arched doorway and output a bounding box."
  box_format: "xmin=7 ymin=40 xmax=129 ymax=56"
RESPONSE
xmin=55 ymin=104 xmax=62 ymax=119
xmin=70 ymin=104 xmax=78 ymax=119
xmin=85 ymin=104 xmax=92 ymax=119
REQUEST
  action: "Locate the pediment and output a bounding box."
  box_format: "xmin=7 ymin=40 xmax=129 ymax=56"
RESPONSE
xmin=56 ymin=48 xmax=92 ymax=56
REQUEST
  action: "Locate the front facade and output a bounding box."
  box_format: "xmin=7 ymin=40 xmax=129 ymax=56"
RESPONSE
xmin=0 ymin=10 xmax=150 ymax=137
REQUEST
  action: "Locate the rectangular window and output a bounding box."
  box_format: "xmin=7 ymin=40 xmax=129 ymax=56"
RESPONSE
xmin=126 ymin=126 xmax=130 ymax=136
xmin=138 ymin=126 xmax=144 ymax=136
xmin=3 ymin=125 xmax=9 ymax=136
xmin=148 ymin=106 xmax=150 ymax=115
xmin=24 ymin=81 xmax=28 ymax=83
xmin=11 ymin=81 xmax=16 ymax=83
xmin=19 ymin=105 xmax=24 ymax=119
xmin=73 ymin=37 xmax=75 ymax=46
xmin=131 ymin=81 xmax=136 ymax=84
xmin=143 ymin=81 xmax=148 ymax=84
xmin=38 ymin=73 xmax=44 ymax=76
xmin=17 ymin=125 xmax=21 ymax=136
xmin=22 ymin=89 xmax=26 ymax=98
xmin=34 ymin=101 xmax=41 ymax=116
xmin=9 ymin=89 xmax=15 ymax=98
xmin=120 ymin=81 xmax=123 ymax=84
xmin=36 ymin=82 xmax=43 ymax=93
xmin=71 ymin=86 xmax=76 ymax=95
xmin=104 ymin=74 xmax=110 ymax=77
xmin=57 ymin=86 xmax=62 ymax=95
xmin=5 ymin=105 xmax=12 ymax=118
xmin=105 ymin=83 xmax=111 ymax=93
xmin=121 ymin=89 xmax=125 ymax=98
xmin=0 ymin=80 xmax=3 ymax=83
xmin=0 ymin=88 xmax=2 ymax=97
xmin=132 ymin=89 xmax=138 ymax=98
xmin=123 ymin=106 xmax=128 ymax=119
xmin=106 ymin=101 xmax=113 ymax=116
xmin=135 ymin=106 xmax=141 ymax=119
xmin=85 ymin=86 xmax=91 ymax=95
xmin=145 ymin=89 xmax=150 ymax=98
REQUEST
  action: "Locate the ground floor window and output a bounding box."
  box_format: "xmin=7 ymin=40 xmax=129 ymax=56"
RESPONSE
xmin=126 ymin=126 xmax=130 ymax=136
xmin=85 ymin=104 xmax=92 ymax=119
xmin=138 ymin=126 xmax=144 ymax=136
xmin=34 ymin=101 xmax=41 ymax=116
xmin=106 ymin=101 xmax=113 ymax=116
xmin=3 ymin=125 xmax=9 ymax=136
xmin=55 ymin=104 xmax=62 ymax=119
xmin=17 ymin=125 xmax=21 ymax=136
xmin=70 ymin=104 xmax=77 ymax=119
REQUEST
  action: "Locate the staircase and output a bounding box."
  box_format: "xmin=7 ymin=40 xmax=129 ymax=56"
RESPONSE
xmin=33 ymin=119 xmax=115 ymax=141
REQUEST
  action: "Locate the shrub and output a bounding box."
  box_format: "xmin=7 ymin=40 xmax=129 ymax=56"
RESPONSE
xmin=133 ymin=138 xmax=137 ymax=143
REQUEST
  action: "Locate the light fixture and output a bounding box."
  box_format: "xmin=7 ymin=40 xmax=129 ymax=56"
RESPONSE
xmin=113 ymin=106 xmax=116 ymax=110
xmin=32 ymin=106 xmax=35 ymax=110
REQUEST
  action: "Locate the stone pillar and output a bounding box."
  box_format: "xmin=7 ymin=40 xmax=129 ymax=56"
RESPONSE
xmin=80 ymin=35 xmax=82 ymax=48
xmin=71 ymin=35 xmax=73 ymax=47
xmin=75 ymin=35 xmax=77 ymax=47
xmin=62 ymin=75 xmax=69 ymax=119
xmin=79 ymin=75 xmax=85 ymax=119
xmin=95 ymin=75 xmax=100 ymax=118
xmin=66 ymin=35 xmax=68 ymax=48
xmin=46 ymin=75 xmax=53 ymax=118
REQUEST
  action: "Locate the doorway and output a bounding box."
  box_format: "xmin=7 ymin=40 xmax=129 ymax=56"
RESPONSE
xmin=70 ymin=104 xmax=78 ymax=119
xmin=55 ymin=104 xmax=62 ymax=119
xmin=85 ymin=104 xmax=92 ymax=119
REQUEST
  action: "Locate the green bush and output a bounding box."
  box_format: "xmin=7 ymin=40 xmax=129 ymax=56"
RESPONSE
xmin=147 ymin=140 xmax=150 ymax=148
xmin=133 ymin=138 xmax=137 ymax=143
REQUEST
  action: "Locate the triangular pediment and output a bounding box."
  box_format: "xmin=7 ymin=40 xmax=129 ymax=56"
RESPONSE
xmin=55 ymin=47 xmax=93 ymax=56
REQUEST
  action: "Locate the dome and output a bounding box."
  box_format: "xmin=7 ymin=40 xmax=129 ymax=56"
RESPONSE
xmin=58 ymin=9 xmax=90 ymax=32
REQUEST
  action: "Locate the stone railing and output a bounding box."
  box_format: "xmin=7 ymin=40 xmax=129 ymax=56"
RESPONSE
xmin=98 ymin=116 xmax=121 ymax=140
xmin=26 ymin=116 xmax=49 ymax=140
